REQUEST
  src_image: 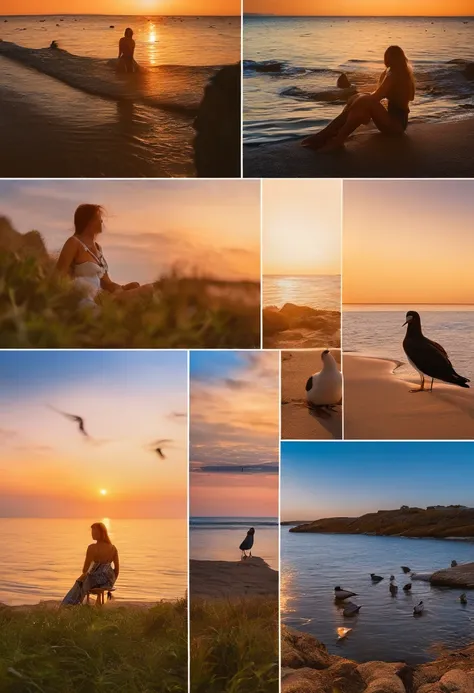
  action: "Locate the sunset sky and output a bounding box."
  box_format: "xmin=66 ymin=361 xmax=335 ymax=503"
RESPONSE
xmin=0 ymin=180 xmax=261 ymax=284
xmin=281 ymin=441 xmax=474 ymax=521
xmin=244 ymin=0 xmax=473 ymax=16
xmin=2 ymin=1 xmax=240 ymax=15
xmin=190 ymin=351 xmax=279 ymax=518
xmin=344 ymin=180 xmax=474 ymax=305
xmin=263 ymin=179 xmax=341 ymax=277
xmin=0 ymin=351 xmax=187 ymax=518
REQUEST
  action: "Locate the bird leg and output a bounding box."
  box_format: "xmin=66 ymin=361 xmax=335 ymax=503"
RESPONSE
xmin=430 ymin=378 xmax=434 ymax=392
xmin=410 ymin=374 xmax=425 ymax=393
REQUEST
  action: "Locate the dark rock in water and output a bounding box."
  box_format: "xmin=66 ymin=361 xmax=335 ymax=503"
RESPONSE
xmin=256 ymin=62 xmax=282 ymax=73
xmin=263 ymin=307 xmax=290 ymax=335
xmin=193 ymin=63 xmax=241 ymax=178
xmin=464 ymin=63 xmax=474 ymax=80
xmin=337 ymin=73 xmax=351 ymax=89
xmin=110 ymin=25 xmax=115 ymax=29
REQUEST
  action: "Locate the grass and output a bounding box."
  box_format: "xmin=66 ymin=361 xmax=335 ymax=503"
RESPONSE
xmin=0 ymin=251 xmax=260 ymax=349
xmin=190 ymin=597 xmax=279 ymax=693
xmin=0 ymin=600 xmax=187 ymax=693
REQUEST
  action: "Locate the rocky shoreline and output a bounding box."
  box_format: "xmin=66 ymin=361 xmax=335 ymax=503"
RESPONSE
xmin=263 ymin=303 xmax=340 ymax=349
xmin=282 ymin=626 xmax=474 ymax=693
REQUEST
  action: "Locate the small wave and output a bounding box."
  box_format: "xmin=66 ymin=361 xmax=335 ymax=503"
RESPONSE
xmin=244 ymin=59 xmax=332 ymax=77
xmin=0 ymin=41 xmax=218 ymax=116
xmin=281 ymin=84 xmax=356 ymax=103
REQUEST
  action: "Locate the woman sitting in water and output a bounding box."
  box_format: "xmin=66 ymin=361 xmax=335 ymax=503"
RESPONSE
xmin=56 ymin=203 xmax=155 ymax=307
xmin=303 ymin=45 xmax=415 ymax=151
xmin=62 ymin=522 xmax=119 ymax=606
xmin=117 ymin=27 xmax=138 ymax=73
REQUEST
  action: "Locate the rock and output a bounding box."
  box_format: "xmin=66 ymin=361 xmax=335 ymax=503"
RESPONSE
xmin=464 ymin=64 xmax=474 ymax=80
xmin=431 ymin=563 xmax=474 ymax=589
xmin=282 ymin=627 xmax=334 ymax=670
xmin=438 ymin=669 xmax=474 ymax=692
xmin=337 ymin=73 xmax=351 ymax=88
xmin=364 ymin=676 xmax=407 ymax=693
xmin=357 ymin=662 xmax=407 ymax=685
xmin=193 ymin=63 xmax=241 ymax=178
xmin=263 ymin=307 xmax=290 ymax=335
xmin=282 ymin=668 xmax=328 ymax=693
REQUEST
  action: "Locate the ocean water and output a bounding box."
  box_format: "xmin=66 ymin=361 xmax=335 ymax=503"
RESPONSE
xmin=190 ymin=517 xmax=279 ymax=569
xmin=264 ymin=275 xmax=341 ymax=311
xmin=0 ymin=14 xmax=240 ymax=176
xmin=243 ymin=16 xmax=474 ymax=144
xmin=0 ymin=518 xmax=187 ymax=605
xmin=343 ymin=306 xmax=474 ymax=385
xmin=282 ymin=530 xmax=474 ymax=664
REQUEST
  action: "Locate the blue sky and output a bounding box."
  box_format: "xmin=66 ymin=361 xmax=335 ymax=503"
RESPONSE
xmin=281 ymin=441 xmax=474 ymax=520
xmin=0 ymin=351 xmax=188 ymax=518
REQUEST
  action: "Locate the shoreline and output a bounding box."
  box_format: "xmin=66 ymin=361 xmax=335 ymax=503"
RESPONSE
xmin=344 ymin=354 xmax=474 ymax=440
xmin=244 ymin=117 xmax=474 ymax=178
xmin=1 ymin=598 xmax=180 ymax=610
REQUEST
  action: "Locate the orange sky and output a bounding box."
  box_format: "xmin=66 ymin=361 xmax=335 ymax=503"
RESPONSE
xmin=3 ymin=0 xmax=240 ymax=15
xmin=343 ymin=180 xmax=474 ymax=305
xmin=263 ymin=179 xmax=341 ymax=276
xmin=244 ymin=0 xmax=472 ymax=15
xmin=0 ymin=352 xmax=188 ymax=518
xmin=190 ymin=352 xmax=279 ymax=518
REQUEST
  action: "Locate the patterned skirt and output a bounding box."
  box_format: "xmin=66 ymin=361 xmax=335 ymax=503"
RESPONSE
xmin=61 ymin=562 xmax=115 ymax=606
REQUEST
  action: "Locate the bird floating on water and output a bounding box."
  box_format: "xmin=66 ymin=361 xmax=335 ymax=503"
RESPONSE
xmin=451 ymin=560 xmax=458 ymax=567
xmin=413 ymin=601 xmax=424 ymax=615
xmin=305 ymin=350 xmax=342 ymax=409
xmin=334 ymin=586 xmax=357 ymax=601
xmin=403 ymin=583 xmax=412 ymax=592
xmin=460 ymin=593 xmax=468 ymax=605
xmin=370 ymin=574 xmax=384 ymax=582
xmin=402 ymin=311 xmax=470 ymax=393
xmin=401 ymin=566 xmax=411 ymax=574
xmin=239 ymin=527 xmax=255 ymax=559
xmin=389 ymin=582 xmax=398 ymax=595
xmin=337 ymin=626 xmax=352 ymax=640
xmin=343 ymin=602 xmax=361 ymax=616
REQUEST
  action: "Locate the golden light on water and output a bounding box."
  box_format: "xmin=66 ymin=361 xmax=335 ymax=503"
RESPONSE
xmin=280 ymin=567 xmax=296 ymax=615
xmin=147 ymin=24 xmax=159 ymax=66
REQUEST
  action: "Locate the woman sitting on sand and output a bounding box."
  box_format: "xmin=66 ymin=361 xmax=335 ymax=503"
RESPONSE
xmin=303 ymin=45 xmax=415 ymax=151
xmin=117 ymin=27 xmax=139 ymax=73
xmin=62 ymin=522 xmax=119 ymax=606
xmin=56 ymin=203 xmax=155 ymax=307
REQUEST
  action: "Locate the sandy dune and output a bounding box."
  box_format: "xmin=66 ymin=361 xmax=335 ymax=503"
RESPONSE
xmin=281 ymin=350 xmax=342 ymax=440
xmin=244 ymin=118 xmax=474 ymax=178
xmin=190 ymin=556 xmax=278 ymax=599
xmin=344 ymin=355 xmax=474 ymax=440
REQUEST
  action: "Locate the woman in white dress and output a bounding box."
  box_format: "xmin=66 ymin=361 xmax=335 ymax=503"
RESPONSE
xmin=56 ymin=204 xmax=155 ymax=306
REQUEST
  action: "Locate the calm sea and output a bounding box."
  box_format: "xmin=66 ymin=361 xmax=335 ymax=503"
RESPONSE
xmin=0 ymin=14 xmax=240 ymax=176
xmin=190 ymin=517 xmax=279 ymax=568
xmin=0 ymin=518 xmax=187 ymax=605
xmin=343 ymin=305 xmax=474 ymax=384
xmin=264 ymin=275 xmax=341 ymax=311
xmin=243 ymin=16 xmax=474 ymax=143
xmin=282 ymin=530 xmax=474 ymax=664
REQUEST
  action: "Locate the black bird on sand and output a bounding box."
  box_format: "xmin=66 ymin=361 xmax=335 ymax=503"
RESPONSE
xmin=49 ymin=406 xmax=89 ymax=437
xmin=402 ymin=311 xmax=470 ymax=392
xmin=239 ymin=527 xmax=255 ymax=558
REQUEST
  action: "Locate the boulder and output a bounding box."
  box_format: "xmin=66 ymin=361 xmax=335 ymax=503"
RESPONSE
xmin=263 ymin=307 xmax=290 ymax=334
xmin=464 ymin=63 xmax=474 ymax=80
xmin=438 ymin=669 xmax=474 ymax=692
xmin=337 ymin=73 xmax=351 ymax=88
xmin=282 ymin=627 xmax=335 ymax=670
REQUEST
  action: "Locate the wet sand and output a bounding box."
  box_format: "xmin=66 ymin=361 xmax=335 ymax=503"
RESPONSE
xmin=344 ymin=355 xmax=474 ymax=440
xmin=190 ymin=557 xmax=278 ymax=599
xmin=281 ymin=350 xmax=342 ymax=440
xmin=244 ymin=118 xmax=474 ymax=178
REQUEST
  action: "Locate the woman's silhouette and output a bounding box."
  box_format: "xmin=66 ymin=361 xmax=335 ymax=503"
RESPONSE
xmin=303 ymin=46 xmax=415 ymax=151
xmin=118 ymin=27 xmax=137 ymax=73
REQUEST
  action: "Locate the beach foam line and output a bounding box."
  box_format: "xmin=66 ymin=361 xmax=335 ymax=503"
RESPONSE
xmin=0 ymin=41 xmax=219 ymax=116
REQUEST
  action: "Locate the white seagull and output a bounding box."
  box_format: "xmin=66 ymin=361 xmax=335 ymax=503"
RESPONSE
xmin=305 ymin=350 xmax=342 ymax=408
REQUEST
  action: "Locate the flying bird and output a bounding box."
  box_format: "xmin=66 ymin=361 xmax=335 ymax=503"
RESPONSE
xmin=150 ymin=439 xmax=173 ymax=459
xmin=402 ymin=311 xmax=470 ymax=392
xmin=239 ymin=527 xmax=255 ymax=558
xmin=48 ymin=406 xmax=89 ymax=437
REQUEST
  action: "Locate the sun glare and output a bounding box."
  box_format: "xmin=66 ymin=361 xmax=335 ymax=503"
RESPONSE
xmin=100 ymin=489 xmax=107 ymax=496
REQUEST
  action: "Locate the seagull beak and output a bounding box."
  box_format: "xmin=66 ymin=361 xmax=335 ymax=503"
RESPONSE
xmin=402 ymin=320 xmax=408 ymax=326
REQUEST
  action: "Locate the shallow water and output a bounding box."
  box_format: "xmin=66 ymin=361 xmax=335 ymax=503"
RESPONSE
xmin=0 ymin=518 xmax=187 ymax=605
xmin=282 ymin=530 xmax=474 ymax=664
xmin=190 ymin=517 xmax=279 ymax=568
xmin=0 ymin=14 xmax=240 ymax=176
xmin=243 ymin=16 xmax=474 ymax=144
xmin=343 ymin=306 xmax=474 ymax=385
xmin=264 ymin=275 xmax=341 ymax=311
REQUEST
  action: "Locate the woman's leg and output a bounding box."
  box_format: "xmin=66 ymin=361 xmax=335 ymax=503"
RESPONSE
xmin=301 ymin=94 xmax=363 ymax=150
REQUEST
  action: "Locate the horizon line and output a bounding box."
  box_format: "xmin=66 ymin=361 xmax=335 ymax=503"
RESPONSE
xmin=244 ymin=13 xmax=474 ymax=18
xmin=0 ymin=12 xmax=240 ymax=17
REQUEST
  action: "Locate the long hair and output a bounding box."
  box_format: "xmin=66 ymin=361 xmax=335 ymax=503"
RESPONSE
xmin=73 ymin=204 xmax=103 ymax=236
xmin=91 ymin=522 xmax=112 ymax=544
xmin=383 ymin=45 xmax=415 ymax=101
xmin=124 ymin=27 xmax=133 ymax=38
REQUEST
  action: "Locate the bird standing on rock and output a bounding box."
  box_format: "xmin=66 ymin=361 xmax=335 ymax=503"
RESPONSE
xmin=239 ymin=528 xmax=255 ymax=559
xmin=402 ymin=311 xmax=470 ymax=392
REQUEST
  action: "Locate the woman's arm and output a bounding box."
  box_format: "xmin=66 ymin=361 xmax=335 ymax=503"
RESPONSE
xmin=118 ymin=37 xmax=124 ymax=58
xmin=55 ymin=237 xmax=78 ymax=277
xmin=77 ymin=545 xmax=94 ymax=580
xmin=370 ymin=72 xmax=392 ymax=101
xmin=113 ymin=547 xmax=120 ymax=580
xmin=100 ymin=272 xmax=124 ymax=293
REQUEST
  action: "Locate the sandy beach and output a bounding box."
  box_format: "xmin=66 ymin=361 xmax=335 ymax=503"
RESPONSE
xmin=281 ymin=350 xmax=342 ymax=440
xmin=263 ymin=304 xmax=341 ymax=349
xmin=344 ymin=355 xmax=474 ymax=440
xmin=244 ymin=118 xmax=474 ymax=178
xmin=190 ymin=557 xmax=278 ymax=599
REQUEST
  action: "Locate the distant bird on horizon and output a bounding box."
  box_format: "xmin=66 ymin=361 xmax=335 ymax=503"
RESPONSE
xmin=334 ymin=586 xmax=357 ymax=601
xmin=239 ymin=527 xmax=255 ymax=558
xmin=401 ymin=566 xmax=411 ymax=574
xmin=48 ymin=405 xmax=89 ymax=438
xmin=413 ymin=601 xmax=424 ymax=616
xmin=403 ymin=311 xmax=470 ymax=392
xmin=370 ymin=574 xmax=384 ymax=582
xmin=305 ymin=350 xmax=342 ymax=410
